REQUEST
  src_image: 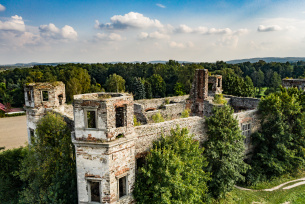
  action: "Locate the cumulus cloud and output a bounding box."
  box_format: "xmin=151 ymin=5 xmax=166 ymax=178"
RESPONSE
xmin=175 ymin=24 xmax=193 ymax=33
xmin=39 ymin=23 xmax=77 ymax=40
xmin=206 ymin=28 xmax=232 ymax=35
xmin=0 ymin=4 xmax=5 ymax=11
xmin=257 ymin=25 xmax=282 ymax=32
xmin=96 ymin=12 xmax=163 ymax=30
xmin=95 ymin=33 xmax=122 ymax=41
xmin=156 ymin=3 xmax=166 ymax=8
xmin=0 ymin=15 xmax=25 ymax=32
xmin=169 ymin=41 xmax=194 ymax=49
xmin=138 ymin=31 xmax=170 ymax=40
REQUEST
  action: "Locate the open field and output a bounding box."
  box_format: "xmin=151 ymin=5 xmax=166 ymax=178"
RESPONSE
xmin=0 ymin=115 xmax=28 ymax=151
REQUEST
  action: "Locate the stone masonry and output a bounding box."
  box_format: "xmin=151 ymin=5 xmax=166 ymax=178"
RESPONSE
xmin=24 ymin=69 xmax=261 ymax=204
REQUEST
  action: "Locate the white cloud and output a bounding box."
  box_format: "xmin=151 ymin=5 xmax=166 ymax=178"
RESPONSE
xmin=257 ymin=25 xmax=282 ymax=32
xmin=175 ymin=24 xmax=193 ymax=33
xmin=0 ymin=4 xmax=5 ymax=12
xmin=156 ymin=3 xmax=166 ymax=8
xmin=0 ymin=15 xmax=25 ymax=32
xmin=138 ymin=32 xmax=149 ymax=39
xmin=169 ymin=41 xmax=193 ymax=49
xmin=39 ymin=23 xmax=77 ymax=40
xmin=95 ymin=33 xmax=122 ymax=41
xmin=206 ymin=28 xmax=232 ymax=35
xmin=96 ymin=12 xmax=163 ymax=30
xmin=138 ymin=31 xmax=170 ymax=40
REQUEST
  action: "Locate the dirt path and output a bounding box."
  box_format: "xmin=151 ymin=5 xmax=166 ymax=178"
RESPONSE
xmin=235 ymin=177 xmax=305 ymax=192
xmin=0 ymin=115 xmax=28 ymax=151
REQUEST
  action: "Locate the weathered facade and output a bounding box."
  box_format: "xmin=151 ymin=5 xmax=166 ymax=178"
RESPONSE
xmin=282 ymin=78 xmax=305 ymax=91
xmin=24 ymin=69 xmax=261 ymax=204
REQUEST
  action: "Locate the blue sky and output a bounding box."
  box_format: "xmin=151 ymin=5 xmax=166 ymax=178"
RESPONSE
xmin=0 ymin=0 xmax=305 ymax=64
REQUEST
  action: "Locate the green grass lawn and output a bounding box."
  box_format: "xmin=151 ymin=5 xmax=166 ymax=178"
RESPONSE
xmin=214 ymin=171 xmax=305 ymax=204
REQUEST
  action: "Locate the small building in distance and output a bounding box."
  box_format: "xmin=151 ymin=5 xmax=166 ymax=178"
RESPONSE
xmin=282 ymin=78 xmax=305 ymax=91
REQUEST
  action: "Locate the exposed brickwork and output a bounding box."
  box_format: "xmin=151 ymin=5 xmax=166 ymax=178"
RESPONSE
xmin=282 ymin=79 xmax=305 ymax=91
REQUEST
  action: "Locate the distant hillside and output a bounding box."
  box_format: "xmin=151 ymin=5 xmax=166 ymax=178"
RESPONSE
xmin=226 ymin=57 xmax=305 ymax=64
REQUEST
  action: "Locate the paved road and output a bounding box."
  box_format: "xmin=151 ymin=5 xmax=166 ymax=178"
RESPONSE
xmin=0 ymin=115 xmax=28 ymax=151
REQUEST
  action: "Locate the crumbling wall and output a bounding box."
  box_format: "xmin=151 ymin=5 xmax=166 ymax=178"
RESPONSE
xmin=24 ymin=82 xmax=65 ymax=109
xmin=134 ymin=116 xmax=206 ymax=155
xmin=73 ymin=93 xmax=134 ymax=142
xmin=208 ymin=75 xmax=222 ymax=96
xmin=233 ymin=109 xmax=261 ymax=155
xmin=144 ymin=102 xmax=186 ymax=123
xmin=225 ymin=95 xmax=260 ymax=111
xmin=282 ymin=79 xmax=305 ymax=91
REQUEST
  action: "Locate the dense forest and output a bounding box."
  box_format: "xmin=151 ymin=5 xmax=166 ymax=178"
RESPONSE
xmin=1 ymin=60 xmax=305 ymax=107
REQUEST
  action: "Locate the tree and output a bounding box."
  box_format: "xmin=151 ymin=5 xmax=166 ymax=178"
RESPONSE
xmin=174 ymin=82 xmax=185 ymax=96
xmin=134 ymin=127 xmax=210 ymax=204
xmin=0 ymin=147 xmax=28 ymax=204
xmin=247 ymin=88 xmax=305 ymax=184
xmin=130 ymin=77 xmax=146 ymax=100
xmin=147 ymin=74 xmax=166 ymax=98
xmin=61 ymin=67 xmax=91 ymax=102
xmin=204 ymin=105 xmax=249 ymax=198
xmin=144 ymin=81 xmax=152 ymax=99
xmin=19 ymin=112 xmax=77 ymax=203
xmin=105 ymin=73 xmax=125 ymax=92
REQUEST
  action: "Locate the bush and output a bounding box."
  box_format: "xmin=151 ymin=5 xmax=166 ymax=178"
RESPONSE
xmin=213 ymin=94 xmax=227 ymax=105
xmin=152 ymin=112 xmax=165 ymax=123
xmin=134 ymin=115 xmax=141 ymax=126
xmin=181 ymin=108 xmax=190 ymax=118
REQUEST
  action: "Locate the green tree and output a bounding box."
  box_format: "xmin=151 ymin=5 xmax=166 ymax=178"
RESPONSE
xmin=105 ymin=73 xmax=125 ymax=92
xmin=130 ymin=77 xmax=146 ymax=100
xmin=204 ymin=105 xmax=249 ymax=198
xmin=147 ymin=74 xmax=166 ymax=98
xmin=247 ymin=87 xmax=305 ymax=184
xmin=134 ymin=127 xmax=210 ymax=204
xmin=0 ymin=147 xmax=28 ymax=204
xmin=19 ymin=112 xmax=77 ymax=203
xmin=144 ymin=81 xmax=152 ymax=99
xmin=174 ymin=82 xmax=185 ymax=96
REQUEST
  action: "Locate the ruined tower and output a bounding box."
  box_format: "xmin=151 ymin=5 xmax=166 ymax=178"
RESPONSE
xmin=72 ymin=92 xmax=135 ymax=204
xmin=24 ymin=82 xmax=66 ymax=143
xmin=188 ymin=69 xmax=222 ymax=116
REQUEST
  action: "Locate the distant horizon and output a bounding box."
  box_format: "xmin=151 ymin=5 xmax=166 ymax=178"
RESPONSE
xmin=2 ymin=56 xmax=305 ymax=66
xmin=1 ymin=0 xmax=305 ymax=64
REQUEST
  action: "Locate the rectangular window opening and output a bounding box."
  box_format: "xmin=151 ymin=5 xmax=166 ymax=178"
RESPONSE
xmin=42 ymin=91 xmax=49 ymax=101
xmin=87 ymin=111 xmax=96 ymax=129
xmin=116 ymin=106 xmax=126 ymax=128
xmin=27 ymin=91 xmax=32 ymax=101
xmin=58 ymin=94 xmax=63 ymax=105
xmin=119 ymin=176 xmax=127 ymax=198
xmin=90 ymin=181 xmax=100 ymax=202
xmin=217 ymin=78 xmax=221 ymax=87
xmin=208 ymin=83 xmax=213 ymax=92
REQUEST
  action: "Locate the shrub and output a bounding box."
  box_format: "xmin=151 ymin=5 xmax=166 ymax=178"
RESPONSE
xmin=213 ymin=94 xmax=227 ymax=105
xmin=152 ymin=112 xmax=165 ymax=123
xmin=134 ymin=115 xmax=141 ymax=126
xmin=181 ymin=108 xmax=190 ymax=118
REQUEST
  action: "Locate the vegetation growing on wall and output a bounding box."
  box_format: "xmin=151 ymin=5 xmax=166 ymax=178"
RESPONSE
xmin=133 ymin=127 xmax=210 ymax=204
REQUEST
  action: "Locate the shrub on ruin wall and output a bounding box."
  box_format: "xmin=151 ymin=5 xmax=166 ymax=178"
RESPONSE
xmin=204 ymin=105 xmax=249 ymax=198
xmin=152 ymin=112 xmax=165 ymax=123
xmin=181 ymin=108 xmax=190 ymax=118
xmin=133 ymin=127 xmax=210 ymax=204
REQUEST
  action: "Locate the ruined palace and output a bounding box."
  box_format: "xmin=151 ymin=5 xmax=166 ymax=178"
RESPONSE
xmin=24 ymin=69 xmax=261 ymax=204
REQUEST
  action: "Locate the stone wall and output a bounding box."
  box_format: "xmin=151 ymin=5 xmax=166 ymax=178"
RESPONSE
xmin=233 ymin=109 xmax=261 ymax=155
xmin=144 ymin=102 xmax=186 ymax=123
xmin=135 ymin=95 xmax=189 ymax=110
xmin=134 ymin=116 xmax=206 ymax=155
xmin=208 ymin=75 xmax=223 ymax=96
xmin=24 ymin=82 xmax=66 ymax=109
xmin=225 ymin=95 xmax=260 ymax=111
xmin=282 ymin=79 xmax=305 ymax=91
xmin=73 ymin=93 xmax=134 ymax=142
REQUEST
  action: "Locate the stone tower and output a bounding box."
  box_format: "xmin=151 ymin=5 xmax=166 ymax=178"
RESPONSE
xmin=72 ymin=92 xmax=135 ymax=204
xmin=24 ymin=82 xmax=66 ymax=143
xmin=188 ymin=69 xmax=222 ymax=116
